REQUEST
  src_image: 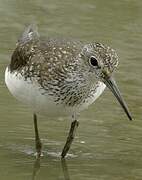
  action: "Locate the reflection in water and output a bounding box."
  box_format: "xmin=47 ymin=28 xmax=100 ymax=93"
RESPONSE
xmin=61 ymin=159 xmax=70 ymax=180
xmin=31 ymin=157 xmax=70 ymax=180
xmin=32 ymin=158 xmax=41 ymax=180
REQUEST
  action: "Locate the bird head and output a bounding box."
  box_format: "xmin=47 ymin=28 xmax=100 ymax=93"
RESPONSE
xmin=80 ymin=42 xmax=132 ymax=120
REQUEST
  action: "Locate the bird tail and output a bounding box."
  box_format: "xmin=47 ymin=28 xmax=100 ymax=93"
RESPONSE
xmin=17 ymin=24 xmax=40 ymax=45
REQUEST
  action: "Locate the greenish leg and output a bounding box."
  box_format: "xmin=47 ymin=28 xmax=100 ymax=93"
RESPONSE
xmin=33 ymin=113 xmax=42 ymax=158
xmin=61 ymin=120 xmax=79 ymax=158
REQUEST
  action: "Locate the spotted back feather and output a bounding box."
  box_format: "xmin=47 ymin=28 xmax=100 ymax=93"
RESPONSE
xmin=18 ymin=24 xmax=39 ymax=45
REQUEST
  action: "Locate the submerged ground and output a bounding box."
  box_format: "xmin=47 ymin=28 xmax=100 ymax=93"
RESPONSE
xmin=0 ymin=0 xmax=141 ymax=179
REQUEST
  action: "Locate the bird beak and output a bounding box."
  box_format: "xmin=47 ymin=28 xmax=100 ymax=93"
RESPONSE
xmin=104 ymin=76 xmax=132 ymax=121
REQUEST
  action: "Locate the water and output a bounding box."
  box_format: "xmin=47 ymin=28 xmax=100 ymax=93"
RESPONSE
xmin=0 ymin=0 xmax=142 ymax=179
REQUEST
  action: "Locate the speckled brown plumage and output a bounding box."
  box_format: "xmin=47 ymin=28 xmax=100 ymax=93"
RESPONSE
xmin=5 ymin=24 xmax=132 ymax=158
xmin=8 ymin=25 xmax=119 ymax=108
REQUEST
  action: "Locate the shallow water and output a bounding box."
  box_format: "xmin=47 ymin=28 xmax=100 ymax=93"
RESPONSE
xmin=0 ymin=0 xmax=142 ymax=179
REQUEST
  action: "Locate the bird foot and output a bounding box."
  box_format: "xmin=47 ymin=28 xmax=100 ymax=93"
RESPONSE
xmin=34 ymin=152 xmax=44 ymax=159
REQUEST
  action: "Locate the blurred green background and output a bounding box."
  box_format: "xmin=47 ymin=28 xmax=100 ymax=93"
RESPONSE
xmin=0 ymin=0 xmax=141 ymax=179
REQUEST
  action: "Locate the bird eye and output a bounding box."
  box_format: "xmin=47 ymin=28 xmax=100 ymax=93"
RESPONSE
xmin=89 ymin=56 xmax=98 ymax=67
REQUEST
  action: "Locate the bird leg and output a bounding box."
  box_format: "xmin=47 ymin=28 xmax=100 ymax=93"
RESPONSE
xmin=61 ymin=119 xmax=79 ymax=158
xmin=33 ymin=113 xmax=42 ymax=158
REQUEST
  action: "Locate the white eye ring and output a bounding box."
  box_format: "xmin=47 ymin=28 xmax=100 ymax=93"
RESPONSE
xmin=89 ymin=56 xmax=98 ymax=67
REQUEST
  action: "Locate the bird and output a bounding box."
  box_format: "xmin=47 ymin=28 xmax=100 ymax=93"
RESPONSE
xmin=5 ymin=24 xmax=132 ymax=158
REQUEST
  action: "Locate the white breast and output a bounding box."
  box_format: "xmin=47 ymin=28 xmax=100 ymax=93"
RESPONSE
xmin=5 ymin=68 xmax=71 ymax=116
xmin=77 ymin=81 xmax=106 ymax=112
xmin=5 ymin=67 xmax=106 ymax=117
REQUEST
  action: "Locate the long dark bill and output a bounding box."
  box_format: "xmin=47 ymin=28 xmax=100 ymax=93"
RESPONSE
xmin=104 ymin=76 xmax=132 ymax=121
